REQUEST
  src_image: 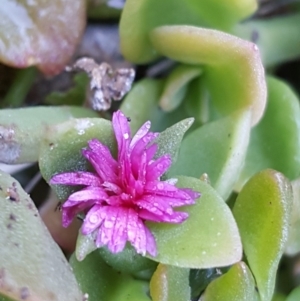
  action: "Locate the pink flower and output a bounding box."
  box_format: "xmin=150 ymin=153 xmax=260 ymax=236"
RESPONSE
xmin=50 ymin=110 xmax=200 ymax=256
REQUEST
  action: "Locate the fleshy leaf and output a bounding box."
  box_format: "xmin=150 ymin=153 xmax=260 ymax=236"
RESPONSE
xmin=70 ymin=251 xmax=151 ymax=301
xmin=150 ymin=264 xmax=190 ymax=301
xmin=286 ymin=286 xmax=300 ymax=301
xmin=159 ymin=64 xmax=202 ymax=112
xmin=236 ymin=76 xmax=300 ymax=190
xmin=147 ymin=176 xmax=242 ymax=268
xmin=120 ymin=78 xmax=192 ymax=133
xmin=150 ymin=25 xmax=267 ymax=126
xmin=0 ymin=0 xmax=85 ymax=75
xmin=200 ymin=262 xmax=259 ymax=301
xmin=120 ymin=0 xmax=257 ymax=63
xmin=0 ymin=106 xmax=98 ymax=164
xmin=285 ymin=179 xmax=300 ymax=255
xmin=169 ymin=109 xmax=251 ymax=199
xmin=233 ymin=170 xmax=292 ymax=301
xmin=0 ymin=170 xmax=82 ymax=301
xmin=39 ymin=118 xmax=116 ymax=200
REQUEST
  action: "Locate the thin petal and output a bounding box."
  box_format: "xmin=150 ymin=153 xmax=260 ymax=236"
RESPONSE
xmin=82 ymin=205 xmax=106 ymax=235
xmin=130 ymin=120 xmax=151 ymax=149
xmin=68 ymin=187 xmax=108 ymax=202
xmin=82 ymin=149 xmax=118 ymax=183
xmin=127 ymin=209 xmax=146 ymax=255
xmin=146 ymin=143 xmax=158 ymax=162
xmin=102 ymin=181 xmax=122 ymax=194
xmin=62 ymin=199 xmax=95 ymax=227
xmin=50 ymin=171 xmax=101 ymax=186
xmin=139 ymin=208 xmax=189 ymax=223
xmin=146 ymin=155 xmax=172 ymax=181
xmin=109 ymin=208 xmax=128 ymax=253
xmin=144 ymin=225 xmax=157 ymax=257
xmin=99 ymin=207 xmax=118 ymax=247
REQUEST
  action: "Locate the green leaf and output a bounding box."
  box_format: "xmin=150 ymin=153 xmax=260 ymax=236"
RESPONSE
xmin=120 ymin=78 xmax=192 ymax=133
xmin=233 ymin=170 xmax=292 ymax=301
xmin=236 ymin=76 xmax=300 ymax=190
xmin=70 ymin=251 xmax=151 ymax=301
xmin=200 ymin=262 xmax=259 ymax=301
xmin=286 ymin=286 xmax=300 ymax=301
xmin=147 ymin=176 xmax=242 ymax=268
xmin=0 ymin=106 xmax=98 ymax=164
xmin=120 ymin=0 xmax=257 ymax=63
xmin=285 ymin=179 xmax=300 ymax=255
xmin=150 ymin=264 xmax=190 ymax=301
xmin=169 ymin=109 xmax=251 ymax=199
xmin=39 ymin=117 xmax=116 ymax=200
xmin=159 ymin=64 xmax=202 ymax=112
xmin=0 ymin=0 xmax=85 ymax=75
xmin=0 ymin=170 xmax=82 ymax=301
xmin=150 ymin=25 xmax=267 ymax=126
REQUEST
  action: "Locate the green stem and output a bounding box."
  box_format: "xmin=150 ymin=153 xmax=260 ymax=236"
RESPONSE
xmin=233 ymin=13 xmax=300 ymax=67
xmin=2 ymin=66 xmax=37 ymax=107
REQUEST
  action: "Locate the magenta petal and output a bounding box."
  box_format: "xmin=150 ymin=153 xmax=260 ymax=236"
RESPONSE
xmin=68 ymin=187 xmax=108 ymax=202
xmin=108 ymin=208 xmax=128 ymax=253
xmin=146 ymin=155 xmax=172 ymax=181
xmin=144 ymin=226 xmax=157 ymax=257
xmin=82 ymin=205 xmax=106 ymax=235
xmin=146 ymin=144 xmax=158 ymax=162
xmin=50 ymin=171 xmax=101 ymax=186
xmin=130 ymin=120 xmax=151 ymax=149
xmin=99 ymin=207 xmax=118 ymax=247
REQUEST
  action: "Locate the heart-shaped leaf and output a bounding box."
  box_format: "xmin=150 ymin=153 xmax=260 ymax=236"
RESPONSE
xmin=169 ymin=109 xmax=251 ymax=199
xmin=0 ymin=0 xmax=85 ymax=75
xmin=150 ymin=25 xmax=267 ymax=126
xmin=147 ymin=176 xmax=242 ymax=268
xmin=200 ymin=262 xmax=259 ymax=301
xmin=150 ymin=264 xmax=190 ymax=301
xmin=233 ymin=169 xmax=292 ymax=301
xmin=0 ymin=170 xmax=82 ymax=301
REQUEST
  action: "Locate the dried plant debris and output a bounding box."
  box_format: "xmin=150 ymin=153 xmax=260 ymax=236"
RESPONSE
xmin=66 ymin=58 xmax=135 ymax=111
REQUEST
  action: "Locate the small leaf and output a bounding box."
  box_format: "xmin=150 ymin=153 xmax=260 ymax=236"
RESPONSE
xmin=155 ymin=118 xmax=194 ymax=164
xmin=159 ymin=64 xmax=202 ymax=112
xmin=147 ymin=176 xmax=242 ymax=268
xmin=0 ymin=0 xmax=85 ymax=75
xmin=236 ymin=76 xmax=300 ymax=190
xmin=200 ymin=262 xmax=259 ymax=301
xmin=150 ymin=264 xmax=190 ymax=301
xmin=70 ymin=251 xmax=151 ymax=301
xmin=39 ymin=118 xmax=116 ymax=200
xmin=150 ymin=25 xmax=267 ymax=126
xmin=0 ymin=170 xmax=82 ymax=301
xmin=233 ymin=170 xmax=292 ymax=301
xmin=0 ymin=106 xmax=98 ymax=164
xmin=169 ymin=109 xmax=251 ymax=199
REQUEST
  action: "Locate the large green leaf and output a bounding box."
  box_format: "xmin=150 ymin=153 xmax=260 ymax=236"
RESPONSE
xmin=150 ymin=25 xmax=267 ymax=126
xmin=120 ymin=0 xmax=257 ymax=63
xmin=286 ymin=286 xmax=300 ymax=301
xmin=233 ymin=170 xmax=292 ymax=301
xmin=200 ymin=262 xmax=259 ymax=301
xmin=0 ymin=106 xmax=98 ymax=164
xmin=0 ymin=170 xmax=82 ymax=301
xmin=147 ymin=176 xmax=242 ymax=268
xmin=169 ymin=109 xmax=251 ymax=199
xmin=0 ymin=0 xmax=85 ymax=75
xmin=70 ymin=251 xmax=151 ymax=301
xmin=150 ymin=264 xmax=190 ymax=301
xmin=236 ymin=76 xmax=300 ymax=190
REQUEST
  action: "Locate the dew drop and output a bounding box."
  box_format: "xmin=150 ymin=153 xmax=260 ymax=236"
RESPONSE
xmin=157 ymin=183 xmax=164 ymax=190
xmin=123 ymin=133 xmax=129 ymax=139
xmin=89 ymin=214 xmax=99 ymax=224
xmin=202 ymin=251 xmax=206 ymax=255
